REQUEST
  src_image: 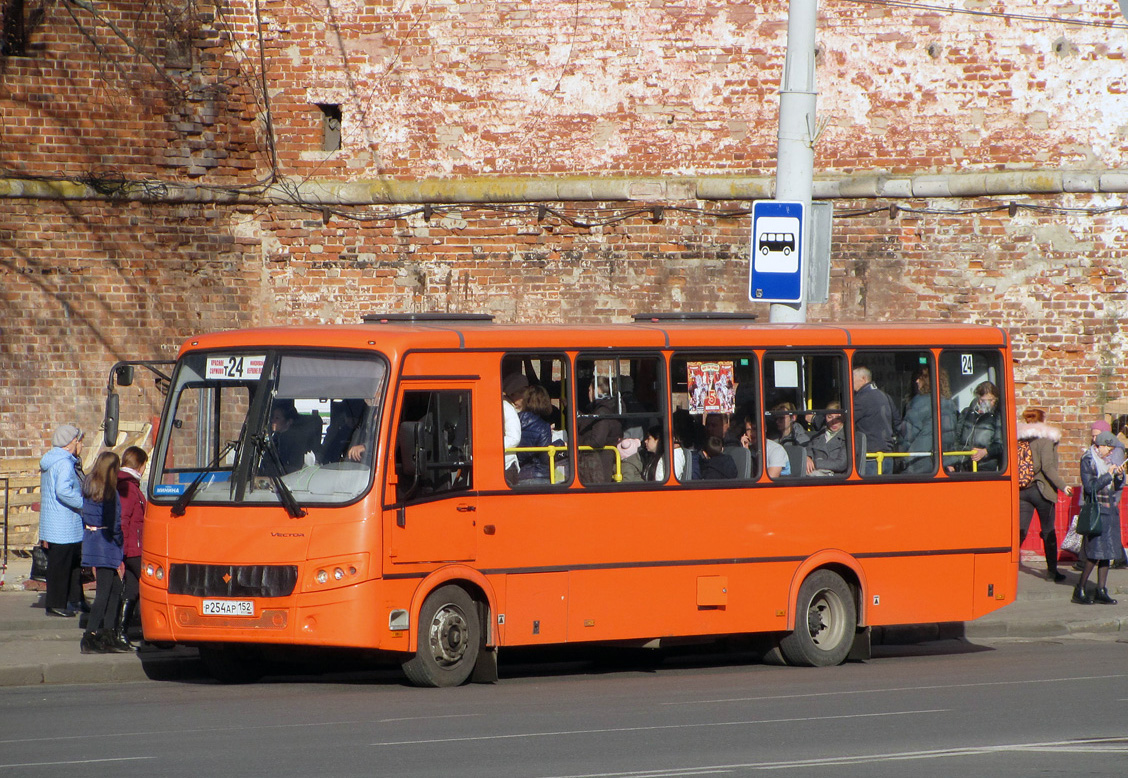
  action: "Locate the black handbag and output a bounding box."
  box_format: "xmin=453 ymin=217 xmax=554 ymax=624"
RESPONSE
xmin=30 ymin=545 xmax=49 ymax=582
xmin=1076 ymin=489 xmax=1103 ymax=537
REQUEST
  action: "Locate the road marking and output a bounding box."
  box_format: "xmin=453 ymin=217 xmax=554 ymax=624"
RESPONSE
xmin=535 ymin=737 xmax=1128 ymax=776
xmin=370 ymin=708 xmax=947 ymax=746
xmin=662 ymin=673 xmax=1128 ymax=706
xmin=0 ymin=757 xmax=156 ymax=769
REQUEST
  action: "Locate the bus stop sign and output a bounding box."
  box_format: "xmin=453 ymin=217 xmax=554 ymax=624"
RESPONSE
xmin=749 ymin=200 xmax=804 ymax=304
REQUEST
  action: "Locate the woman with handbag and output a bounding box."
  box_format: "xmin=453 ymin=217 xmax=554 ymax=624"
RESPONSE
xmin=1017 ymin=408 xmax=1072 ymax=582
xmin=1072 ymin=431 xmax=1127 ymax=605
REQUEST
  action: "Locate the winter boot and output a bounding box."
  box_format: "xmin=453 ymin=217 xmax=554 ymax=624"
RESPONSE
xmin=80 ymin=631 xmax=106 ymax=654
xmin=1071 ymin=583 xmax=1094 ymax=605
xmin=1094 ymin=587 xmax=1118 ymax=605
xmin=99 ymin=630 xmax=131 ymax=654
xmin=115 ymin=600 xmax=138 ymax=651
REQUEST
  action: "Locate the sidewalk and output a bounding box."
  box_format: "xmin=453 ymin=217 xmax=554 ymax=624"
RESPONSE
xmin=1 ymin=551 xmax=1127 ymax=687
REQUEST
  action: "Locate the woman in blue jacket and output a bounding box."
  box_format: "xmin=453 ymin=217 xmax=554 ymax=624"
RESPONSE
xmin=79 ymin=451 xmax=129 ymax=653
xmin=38 ymin=424 xmax=87 ymax=617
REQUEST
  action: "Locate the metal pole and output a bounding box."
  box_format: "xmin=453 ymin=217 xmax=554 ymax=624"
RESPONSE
xmin=770 ymin=0 xmax=817 ymax=323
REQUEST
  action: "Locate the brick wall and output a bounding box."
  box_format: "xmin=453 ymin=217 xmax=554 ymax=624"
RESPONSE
xmin=2 ymin=1 xmax=1127 ymax=465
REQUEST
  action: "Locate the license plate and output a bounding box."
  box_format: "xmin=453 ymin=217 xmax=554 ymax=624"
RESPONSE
xmin=202 ymin=599 xmax=255 ymax=617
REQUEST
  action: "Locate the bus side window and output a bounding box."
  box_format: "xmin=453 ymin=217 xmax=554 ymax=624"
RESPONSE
xmin=576 ymin=354 xmax=665 ymax=486
xmin=670 ymin=352 xmax=758 ymax=482
xmin=502 ymin=354 xmax=571 ymax=488
xmin=763 ymin=352 xmax=846 ymax=480
xmin=394 ymin=389 xmax=472 ymax=502
xmin=940 ymin=350 xmax=1005 ymax=475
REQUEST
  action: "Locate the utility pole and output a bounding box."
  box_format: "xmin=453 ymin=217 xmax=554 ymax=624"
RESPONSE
xmin=769 ymin=0 xmax=818 ymax=323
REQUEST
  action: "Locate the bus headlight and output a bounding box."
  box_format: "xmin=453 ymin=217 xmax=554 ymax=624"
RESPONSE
xmin=143 ymin=560 xmax=167 ymax=589
xmin=304 ymin=555 xmax=367 ymax=592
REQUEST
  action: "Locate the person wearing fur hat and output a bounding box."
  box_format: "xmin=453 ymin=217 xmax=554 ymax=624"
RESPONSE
xmin=38 ymin=424 xmax=88 ymax=617
xmin=1016 ymin=409 xmax=1073 ymax=582
xmin=1073 ymin=431 xmax=1127 ymax=604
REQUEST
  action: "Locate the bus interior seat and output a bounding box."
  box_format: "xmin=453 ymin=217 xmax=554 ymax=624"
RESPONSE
xmin=783 ymin=443 xmax=806 ymax=477
xmin=397 ymin=420 xmax=423 ymax=479
xmin=724 ymin=445 xmax=752 ymax=479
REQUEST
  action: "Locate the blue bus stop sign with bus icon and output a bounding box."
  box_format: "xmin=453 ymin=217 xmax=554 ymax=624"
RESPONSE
xmin=749 ymin=200 xmax=805 ymax=304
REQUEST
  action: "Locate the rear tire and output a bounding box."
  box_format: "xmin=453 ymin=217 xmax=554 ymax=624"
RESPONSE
xmin=199 ymin=644 xmax=265 ymax=684
xmin=402 ymin=585 xmax=481 ymax=688
xmin=777 ymin=570 xmax=856 ymax=667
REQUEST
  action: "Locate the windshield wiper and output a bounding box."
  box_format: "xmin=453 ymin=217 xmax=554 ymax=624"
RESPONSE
xmin=171 ymin=440 xmax=240 ymax=517
xmin=255 ymin=433 xmax=308 ymax=519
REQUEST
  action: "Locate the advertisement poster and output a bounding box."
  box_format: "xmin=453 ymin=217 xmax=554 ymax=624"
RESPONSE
xmin=687 ymin=361 xmax=735 ymax=415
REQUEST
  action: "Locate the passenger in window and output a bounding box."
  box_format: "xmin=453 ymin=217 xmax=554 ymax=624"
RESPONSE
xmin=699 ymin=436 xmax=737 ymax=480
xmin=617 ymin=436 xmax=645 ymax=482
xmin=954 ymin=380 xmax=1003 ymax=472
xmin=320 ymin=399 xmax=366 ymax=464
xmin=852 ymin=366 xmax=901 ymax=475
xmin=741 ymin=417 xmax=789 ymax=477
xmin=578 ymin=378 xmax=622 ymax=483
xmin=502 ymin=373 xmax=528 ymax=485
xmin=515 ymin=384 xmax=554 ymax=484
xmin=643 ymin=425 xmax=667 ymax=481
xmin=806 ymin=402 xmax=848 ymax=476
xmin=265 ymin=401 xmax=306 ymax=475
xmin=771 ymin=401 xmax=811 ymax=448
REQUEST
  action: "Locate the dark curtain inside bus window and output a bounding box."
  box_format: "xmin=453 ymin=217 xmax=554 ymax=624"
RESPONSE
xmin=763 ymin=353 xmax=846 ymax=479
xmin=575 ymin=355 xmax=665 ymax=486
xmin=669 ymin=353 xmax=758 ymax=482
xmin=501 ymin=354 xmax=570 ymax=488
xmin=941 ymin=350 xmax=1005 ymax=474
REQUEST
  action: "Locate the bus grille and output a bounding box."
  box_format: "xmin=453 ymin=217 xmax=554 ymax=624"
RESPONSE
xmin=168 ymin=564 xmax=299 ymax=598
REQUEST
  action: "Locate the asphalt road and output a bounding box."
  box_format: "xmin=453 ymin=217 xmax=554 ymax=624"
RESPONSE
xmin=2 ymin=639 xmax=1127 ymax=777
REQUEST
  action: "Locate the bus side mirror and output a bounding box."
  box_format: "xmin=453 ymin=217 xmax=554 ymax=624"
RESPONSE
xmin=104 ymin=393 xmax=120 ymax=448
xmin=115 ymin=364 xmax=135 ymax=387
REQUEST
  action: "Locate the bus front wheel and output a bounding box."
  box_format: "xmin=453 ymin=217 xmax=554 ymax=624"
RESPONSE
xmin=402 ymin=585 xmax=481 ymax=688
xmin=777 ymin=570 xmax=856 ymax=667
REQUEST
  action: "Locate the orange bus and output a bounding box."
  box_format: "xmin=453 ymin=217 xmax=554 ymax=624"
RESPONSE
xmin=121 ymin=313 xmax=1018 ymax=685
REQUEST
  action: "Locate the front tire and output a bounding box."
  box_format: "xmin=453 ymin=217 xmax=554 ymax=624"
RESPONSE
xmin=777 ymin=570 xmax=856 ymax=667
xmin=402 ymin=585 xmax=481 ymax=688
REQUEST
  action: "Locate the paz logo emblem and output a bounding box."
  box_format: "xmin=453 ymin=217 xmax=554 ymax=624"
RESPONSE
xmin=223 ymin=573 xmax=232 ymax=584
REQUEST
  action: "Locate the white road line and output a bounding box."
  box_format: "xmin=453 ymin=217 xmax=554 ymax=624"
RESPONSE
xmin=536 ymin=737 xmax=1128 ymax=777
xmin=0 ymin=719 xmax=391 ymax=745
xmin=370 ymin=708 xmax=947 ymax=746
xmin=662 ymin=674 xmax=1128 ymax=706
xmin=0 ymin=757 xmax=156 ymax=769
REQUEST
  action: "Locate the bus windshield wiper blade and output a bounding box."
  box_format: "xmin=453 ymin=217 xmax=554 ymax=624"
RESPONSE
xmin=256 ymin=434 xmax=308 ymax=519
xmin=171 ymin=440 xmax=239 ymax=517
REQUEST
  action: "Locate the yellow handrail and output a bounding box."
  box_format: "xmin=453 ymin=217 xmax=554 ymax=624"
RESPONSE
xmin=866 ymin=450 xmax=979 ymax=473
xmin=504 ymin=444 xmax=624 ymax=483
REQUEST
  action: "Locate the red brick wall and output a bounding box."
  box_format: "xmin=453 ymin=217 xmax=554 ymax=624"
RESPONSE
xmin=2 ymin=1 xmax=1127 ymax=466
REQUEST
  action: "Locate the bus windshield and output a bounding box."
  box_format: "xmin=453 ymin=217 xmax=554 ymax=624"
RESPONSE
xmin=151 ymin=350 xmax=388 ymax=507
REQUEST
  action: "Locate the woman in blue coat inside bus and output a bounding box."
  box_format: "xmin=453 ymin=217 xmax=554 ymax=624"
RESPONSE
xmin=79 ymin=451 xmax=129 ymax=653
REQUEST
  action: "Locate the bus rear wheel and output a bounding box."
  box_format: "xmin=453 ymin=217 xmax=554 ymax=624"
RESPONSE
xmin=402 ymin=585 xmax=481 ymax=688
xmin=777 ymin=570 xmax=856 ymax=667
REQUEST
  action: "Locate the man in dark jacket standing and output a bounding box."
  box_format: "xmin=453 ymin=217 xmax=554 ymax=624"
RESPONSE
xmin=852 ymin=367 xmax=900 ymax=475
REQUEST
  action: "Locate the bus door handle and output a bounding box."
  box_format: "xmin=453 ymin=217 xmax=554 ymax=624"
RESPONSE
xmin=456 ymin=503 xmax=476 ymax=513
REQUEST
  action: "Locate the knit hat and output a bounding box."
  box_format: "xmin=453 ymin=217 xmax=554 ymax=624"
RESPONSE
xmin=1094 ymin=431 xmax=1123 ymax=448
xmin=503 ymin=373 xmax=529 ymax=397
xmin=617 ymin=438 xmax=641 ymax=458
xmin=51 ymin=424 xmax=84 ymax=448
xmin=1092 ymin=420 xmax=1111 ymax=434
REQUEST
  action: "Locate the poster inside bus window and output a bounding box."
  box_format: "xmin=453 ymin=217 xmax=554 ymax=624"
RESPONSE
xmin=687 ymin=361 xmax=735 ymax=415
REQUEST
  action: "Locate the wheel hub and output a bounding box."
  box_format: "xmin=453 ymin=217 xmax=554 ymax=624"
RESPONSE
xmin=428 ymin=604 xmax=470 ymax=667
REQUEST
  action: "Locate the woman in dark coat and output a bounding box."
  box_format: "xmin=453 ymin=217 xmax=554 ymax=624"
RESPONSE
xmin=1016 ymin=409 xmax=1072 ymax=582
xmin=516 ymin=385 xmax=554 ymax=483
xmin=1073 ymin=432 xmax=1126 ymax=605
xmin=954 ymin=380 xmax=1003 ymax=471
xmin=80 ymin=451 xmax=129 ymax=653
xmin=116 ymin=446 xmax=149 ymax=649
